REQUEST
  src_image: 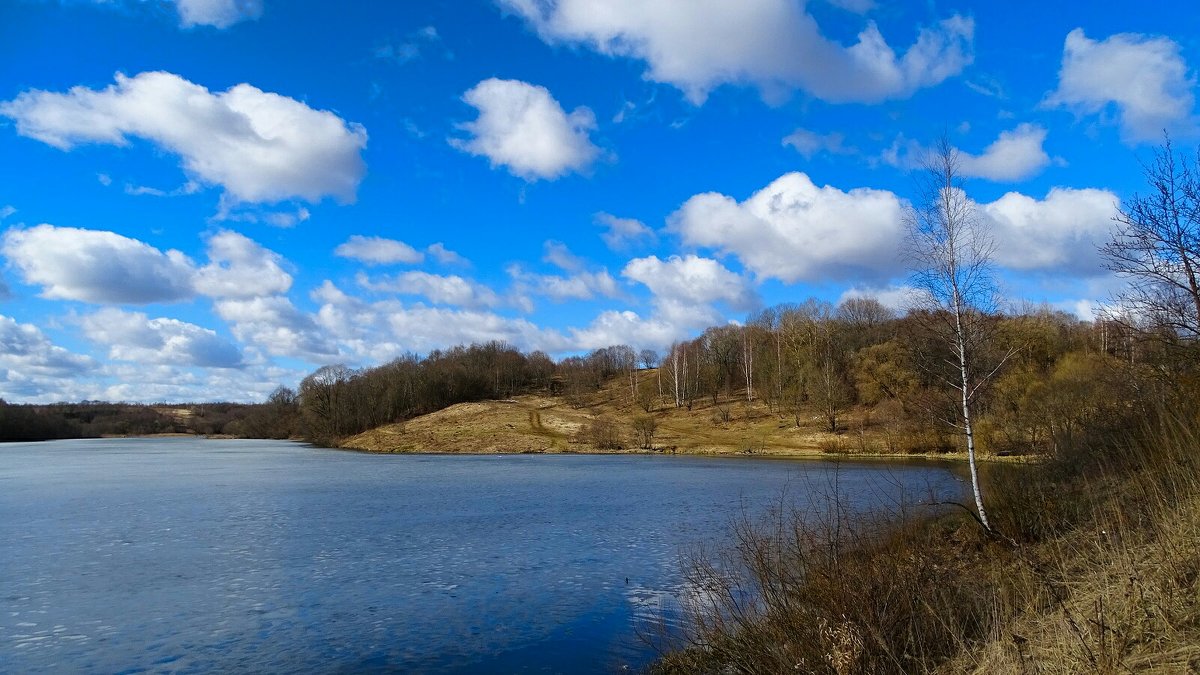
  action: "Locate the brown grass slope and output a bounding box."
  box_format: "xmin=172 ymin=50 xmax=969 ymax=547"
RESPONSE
xmin=940 ymin=420 xmax=1200 ymax=674
xmin=341 ymin=396 xmax=584 ymax=454
xmin=340 ymin=369 xmax=882 ymax=455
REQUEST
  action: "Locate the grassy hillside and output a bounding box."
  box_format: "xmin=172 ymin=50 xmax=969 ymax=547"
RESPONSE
xmin=340 ymin=368 xmax=910 ymax=456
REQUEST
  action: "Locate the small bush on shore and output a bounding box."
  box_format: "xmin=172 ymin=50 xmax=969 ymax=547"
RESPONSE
xmin=578 ymin=415 xmax=624 ymax=450
xmin=632 ymin=415 xmax=657 ymax=449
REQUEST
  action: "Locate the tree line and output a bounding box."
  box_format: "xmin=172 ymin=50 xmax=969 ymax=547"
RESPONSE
xmin=0 ymin=398 xmax=301 ymax=442
xmin=286 ymin=300 xmax=1169 ymax=454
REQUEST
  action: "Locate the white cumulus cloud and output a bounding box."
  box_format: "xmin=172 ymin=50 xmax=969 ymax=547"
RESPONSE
xmin=0 ymin=315 xmax=95 ymax=401
xmin=356 ymin=271 xmax=502 ymax=309
xmin=500 ymin=0 xmax=973 ymax=104
xmin=334 ymin=235 xmax=425 ymax=265
xmin=313 ymin=282 xmax=567 ymax=359
xmin=669 ymin=172 xmax=906 ymax=283
xmin=507 ymin=265 xmax=621 ymax=303
xmin=983 ymin=187 xmax=1119 ymax=275
xmin=596 ymin=212 xmax=656 ymax=250
xmin=564 ymin=256 xmax=757 ymax=352
xmin=957 ymin=124 xmax=1051 ymax=181
xmin=1045 ymin=28 xmax=1197 ymax=142
xmin=542 ymin=240 xmax=586 ymax=271
xmin=452 ymin=78 xmax=599 ymax=180
xmin=623 ymin=254 xmax=755 ymax=309
xmin=0 ymin=71 xmax=368 ymax=204
xmin=622 ymin=254 xmax=757 ymax=331
xmin=881 ymin=125 xmax=1052 ymax=182
xmin=194 ymin=230 xmax=293 ymax=299
xmin=567 ymin=309 xmax=681 ymax=352
xmin=213 ymin=296 xmax=338 ymax=361
xmin=0 ymin=315 xmax=94 ymax=379
xmin=669 ymin=172 xmax=1119 ymax=285
xmin=2 ymin=225 xmax=298 ymax=305
xmin=427 ymin=242 xmax=469 ymax=266
xmin=782 ymin=128 xmax=852 ymax=159
xmin=1 ymin=224 xmax=195 ymax=304
xmin=80 ymin=308 xmax=243 ymax=368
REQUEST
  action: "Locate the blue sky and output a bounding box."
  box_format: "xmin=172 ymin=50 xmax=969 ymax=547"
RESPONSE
xmin=1 ymin=0 xmax=1198 ymax=403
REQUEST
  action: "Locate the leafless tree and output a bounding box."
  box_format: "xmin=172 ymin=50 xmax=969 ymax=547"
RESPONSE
xmin=639 ymin=348 xmax=662 ymax=398
xmin=299 ymin=363 xmax=354 ymax=444
xmin=741 ymin=325 xmax=755 ymax=402
xmin=905 ymin=137 xmax=1014 ymax=534
xmin=632 ymin=415 xmax=657 ymax=449
xmin=667 ymin=341 xmax=685 ymax=408
xmin=638 ymin=348 xmax=659 ymax=370
xmin=1101 ymin=137 xmax=1200 ymax=341
xmin=810 ymin=318 xmax=852 ymax=432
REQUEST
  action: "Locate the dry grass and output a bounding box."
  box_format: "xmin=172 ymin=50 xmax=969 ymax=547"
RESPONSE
xmin=339 ymin=369 xmax=992 ymax=458
xmin=949 ymin=504 xmax=1200 ymax=673
xmin=651 ymin=490 xmax=1005 ymax=674
xmin=340 ymin=396 xmax=583 ymax=453
xmin=651 ymin=406 xmax=1200 ymax=674
xmin=943 ymin=412 xmax=1200 ymax=674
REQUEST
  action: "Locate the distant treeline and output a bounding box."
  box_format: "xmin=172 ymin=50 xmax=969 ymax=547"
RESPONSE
xmin=296 ymin=342 xmax=555 ymax=446
xmin=0 ymin=395 xmax=301 ymax=442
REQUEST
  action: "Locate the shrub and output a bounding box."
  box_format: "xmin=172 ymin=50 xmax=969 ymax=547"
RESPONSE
xmin=712 ymin=405 xmax=732 ymax=426
xmin=632 ymin=415 xmax=657 ymax=449
xmin=578 ymin=415 xmax=623 ymax=450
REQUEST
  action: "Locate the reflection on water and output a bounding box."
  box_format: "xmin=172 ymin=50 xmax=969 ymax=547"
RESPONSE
xmin=0 ymin=438 xmax=963 ymax=673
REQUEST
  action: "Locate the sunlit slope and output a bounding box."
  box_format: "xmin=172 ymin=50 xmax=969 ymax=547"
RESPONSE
xmin=339 ymin=370 xmax=851 ymax=455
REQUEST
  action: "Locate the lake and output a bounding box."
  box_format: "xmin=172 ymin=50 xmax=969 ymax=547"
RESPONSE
xmin=0 ymin=438 xmax=963 ymax=673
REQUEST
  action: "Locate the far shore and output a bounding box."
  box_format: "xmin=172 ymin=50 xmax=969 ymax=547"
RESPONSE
xmin=65 ymin=432 xmax=1035 ymax=464
xmin=98 ymin=432 xmax=240 ymax=440
xmin=324 ymin=441 xmax=1037 ymax=464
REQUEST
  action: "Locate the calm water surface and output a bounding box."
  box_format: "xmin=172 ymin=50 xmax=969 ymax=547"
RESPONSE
xmin=0 ymin=438 xmax=963 ymax=673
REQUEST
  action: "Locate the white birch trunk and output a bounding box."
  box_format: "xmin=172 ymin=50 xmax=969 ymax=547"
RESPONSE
xmin=953 ymin=289 xmax=991 ymax=531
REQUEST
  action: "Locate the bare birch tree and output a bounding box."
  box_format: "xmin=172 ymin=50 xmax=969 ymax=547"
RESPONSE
xmin=667 ymin=341 xmax=684 ymax=408
xmin=618 ymin=345 xmax=638 ymax=401
xmin=905 ymin=137 xmax=1013 ymax=533
xmin=741 ymin=325 xmax=755 ymax=402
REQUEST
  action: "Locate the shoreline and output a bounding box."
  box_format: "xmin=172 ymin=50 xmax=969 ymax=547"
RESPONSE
xmin=31 ymin=433 xmax=1039 ymax=465
xmin=326 ymin=442 xmax=1036 ymax=464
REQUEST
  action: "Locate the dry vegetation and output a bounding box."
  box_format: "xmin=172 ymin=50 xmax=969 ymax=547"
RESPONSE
xmin=649 ymin=399 xmax=1200 ymax=674
xmin=339 ymin=370 xmax=948 ymax=457
xmin=341 ymin=396 xmax=582 ymax=454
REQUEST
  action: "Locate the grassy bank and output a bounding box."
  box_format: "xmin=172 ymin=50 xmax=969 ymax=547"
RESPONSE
xmin=649 ymin=404 xmax=1200 ymax=673
xmin=338 ymin=369 xmax=1022 ymax=460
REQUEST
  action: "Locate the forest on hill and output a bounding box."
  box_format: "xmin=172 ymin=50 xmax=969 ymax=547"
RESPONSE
xmin=290 ymin=301 xmax=1153 ymax=457
xmin=280 ymin=140 xmax=1200 ymax=473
